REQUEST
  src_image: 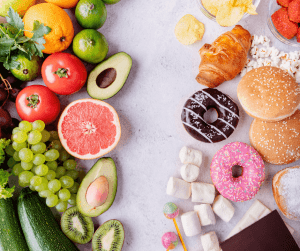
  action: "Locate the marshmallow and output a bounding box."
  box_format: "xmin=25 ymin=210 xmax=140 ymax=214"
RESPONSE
xmin=181 ymin=211 xmax=202 ymax=237
xmin=166 ymin=177 xmax=191 ymax=199
xmin=201 ymin=231 xmax=220 ymax=251
xmin=212 ymin=195 xmax=235 ymax=222
xmin=194 ymin=204 xmax=216 ymax=226
xmin=191 ymin=182 xmax=215 ymax=204
xmin=180 ymin=164 xmax=200 ymax=182
xmin=179 ymin=146 xmax=202 ymax=167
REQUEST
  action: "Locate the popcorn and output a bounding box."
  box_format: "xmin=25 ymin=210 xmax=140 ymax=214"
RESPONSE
xmin=269 ymin=46 xmax=279 ymax=58
xmin=256 ymin=58 xmax=265 ymax=68
xmin=278 ymin=52 xmax=289 ymax=60
xmin=263 ymin=59 xmax=272 ymax=67
xmin=240 ymin=68 xmax=247 ymax=77
xmin=289 ymin=51 xmax=299 ymax=60
xmin=258 ymin=47 xmax=270 ymax=58
xmin=295 ymin=70 xmax=300 ymax=83
xmin=250 ymin=46 xmax=259 ymax=58
xmin=262 ymin=36 xmax=270 ymax=47
xmin=251 ymin=34 xmax=259 ymax=46
xmin=257 ymin=35 xmax=265 ymax=45
xmin=247 ymin=66 xmax=253 ymax=72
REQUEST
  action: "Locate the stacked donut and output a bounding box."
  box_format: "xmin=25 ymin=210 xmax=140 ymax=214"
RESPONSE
xmin=237 ymin=66 xmax=300 ymax=165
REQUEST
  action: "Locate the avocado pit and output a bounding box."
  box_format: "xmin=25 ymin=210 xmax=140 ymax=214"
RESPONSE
xmin=85 ymin=176 xmax=109 ymax=208
xmin=96 ymin=68 xmax=117 ymax=89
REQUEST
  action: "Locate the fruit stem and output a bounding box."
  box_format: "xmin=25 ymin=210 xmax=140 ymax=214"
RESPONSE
xmin=0 ymin=74 xmax=11 ymax=108
xmin=60 ymin=36 xmax=66 ymax=42
xmin=88 ymin=39 xmax=95 ymax=46
xmin=53 ymin=68 xmax=69 ymax=78
xmin=26 ymin=94 xmax=40 ymax=108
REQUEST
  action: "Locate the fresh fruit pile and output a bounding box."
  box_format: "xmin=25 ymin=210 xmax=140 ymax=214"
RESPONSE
xmin=272 ymin=0 xmax=300 ymax=41
xmin=7 ymin=120 xmax=82 ymax=212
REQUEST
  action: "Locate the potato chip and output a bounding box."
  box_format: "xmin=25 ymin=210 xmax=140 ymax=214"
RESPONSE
xmin=246 ymin=4 xmax=258 ymax=15
xmin=174 ymin=14 xmax=205 ymax=45
xmin=202 ymin=0 xmax=229 ymax=16
xmin=216 ymin=3 xmax=244 ymax=27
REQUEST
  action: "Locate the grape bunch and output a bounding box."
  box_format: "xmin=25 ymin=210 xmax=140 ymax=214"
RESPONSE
xmin=6 ymin=120 xmax=82 ymax=212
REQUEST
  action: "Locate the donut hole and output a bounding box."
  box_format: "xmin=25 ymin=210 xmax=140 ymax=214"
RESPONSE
xmin=203 ymin=108 xmax=218 ymax=124
xmin=232 ymin=165 xmax=243 ymax=178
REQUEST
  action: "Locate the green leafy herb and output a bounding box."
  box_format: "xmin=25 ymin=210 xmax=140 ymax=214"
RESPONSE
xmin=0 ymin=169 xmax=14 ymax=199
xmin=0 ymin=138 xmax=10 ymax=165
xmin=0 ymin=7 xmax=51 ymax=70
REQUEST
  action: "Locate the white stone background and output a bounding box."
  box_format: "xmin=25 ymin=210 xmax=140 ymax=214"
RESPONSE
xmin=3 ymin=0 xmax=300 ymax=250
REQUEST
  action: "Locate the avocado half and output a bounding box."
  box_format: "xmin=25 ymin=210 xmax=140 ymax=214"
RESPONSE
xmin=87 ymin=52 xmax=132 ymax=100
xmin=77 ymin=157 xmax=117 ymax=217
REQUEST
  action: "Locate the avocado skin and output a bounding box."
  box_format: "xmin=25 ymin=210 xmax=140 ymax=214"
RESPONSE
xmin=76 ymin=157 xmax=118 ymax=217
xmin=87 ymin=52 xmax=132 ymax=100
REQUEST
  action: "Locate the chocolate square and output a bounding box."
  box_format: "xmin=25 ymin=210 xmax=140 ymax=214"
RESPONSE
xmin=221 ymin=210 xmax=300 ymax=251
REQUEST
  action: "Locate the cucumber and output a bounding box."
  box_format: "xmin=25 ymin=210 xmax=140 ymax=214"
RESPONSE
xmin=0 ymin=197 xmax=29 ymax=251
xmin=17 ymin=187 xmax=79 ymax=251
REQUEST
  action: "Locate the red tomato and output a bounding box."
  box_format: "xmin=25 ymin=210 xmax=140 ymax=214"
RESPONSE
xmin=16 ymin=85 xmax=60 ymax=125
xmin=41 ymin=52 xmax=87 ymax=95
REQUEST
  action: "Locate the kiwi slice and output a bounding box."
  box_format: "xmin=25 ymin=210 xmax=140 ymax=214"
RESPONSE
xmin=61 ymin=206 xmax=94 ymax=244
xmin=92 ymin=219 xmax=125 ymax=251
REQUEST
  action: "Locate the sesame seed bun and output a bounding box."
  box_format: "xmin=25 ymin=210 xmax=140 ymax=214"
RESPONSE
xmin=237 ymin=66 xmax=300 ymax=122
xmin=249 ymin=110 xmax=300 ymax=165
xmin=273 ymin=166 xmax=300 ymax=221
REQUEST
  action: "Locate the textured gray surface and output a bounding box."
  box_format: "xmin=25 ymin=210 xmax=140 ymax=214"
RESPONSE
xmin=5 ymin=0 xmax=300 ymax=250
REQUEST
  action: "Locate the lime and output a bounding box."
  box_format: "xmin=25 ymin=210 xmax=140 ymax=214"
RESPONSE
xmin=10 ymin=54 xmax=41 ymax=81
xmin=102 ymin=0 xmax=120 ymax=4
xmin=72 ymin=29 xmax=109 ymax=64
xmin=75 ymin=0 xmax=107 ymax=29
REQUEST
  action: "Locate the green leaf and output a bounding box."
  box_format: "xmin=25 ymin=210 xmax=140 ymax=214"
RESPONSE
xmin=31 ymin=20 xmax=51 ymax=40
xmin=16 ymin=36 xmax=31 ymax=43
xmin=6 ymin=7 xmax=24 ymax=30
xmin=8 ymin=58 xmax=20 ymax=70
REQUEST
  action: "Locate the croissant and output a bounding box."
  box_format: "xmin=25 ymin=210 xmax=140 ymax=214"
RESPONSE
xmin=196 ymin=25 xmax=252 ymax=88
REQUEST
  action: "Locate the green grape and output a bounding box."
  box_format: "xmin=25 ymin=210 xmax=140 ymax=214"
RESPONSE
xmin=56 ymin=166 xmax=66 ymax=179
xmin=35 ymin=164 xmax=48 ymax=176
xmin=19 ymin=121 xmax=32 ymax=132
xmin=27 ymin=130 xmax=42 ymax=145
xmin=58 ymin=150 xmax=69 ymax=162
xmin=39 ymin=190 xmax=53 ymax=198
xmin=60 ymin=176 xmax=74 ymax=189
xmin=68 ymin=194 xmax=76 ymax=206
xmin=13 ymin=151 xmax=21 ymax=162
xmin=65 ymin=170 xmax=79 ymax=180
xmin=5 ymin=145 xmax=15 ymax=156
xmin=35 ymin=182 xmax=48 ymax=192
xmin=19 ymin=148 xmax=34 ymax=163
xmin=31 ymin=142 xmax=46 ymax=154
xmin=68 ymin=182 xmax=79 ymax=194
xmin=12 ymin=141 xmax=27 ymax=151
xmin=46 ymin=170 xmax=56 ymax=180
xmin=63 ymin=159 xmax=77 ymax=170
xmin=48 ymin=179 xmax=61 ymax=193
xmin=58 ymin=188 xmax=71 ymax=201
xmin=49 ymin=131 xmax=59 ymax=141
xmin=30 ymin=176 xmax=42 ymax=186
xmin=56 ymin=200 xmax=68 ymax=212
xmin=29 ymin=185 xmax=36 ymax=191
xmin=50 ymin=140 xmax=62 ymax=151
xmin=12 ymin=127 xmax=21 ymax=134
xmin=32 ymin=154 xmax=46 ymax=165
xmin=19 ymin=180 xmax=29 ymax=187
xmin=41 ymin=130 xmax=51 ymax=143
xmin=31 ymin=120 xmax=45 ymax=132
xmin=12 ymin=163 xmax=23 ymax=176
xmin=19 ymin=171 xmax=34 ymax=184
xmin=12 ymin=131 xmax=27 ymax=143
xmin=41 ymin=177 xmax=48 ymax=185
xmin=44 ymin=149 xmax=59 ymax=161
xmin=31 ymin=165 xmax=38 ymax=174
xmin=46 ymin=194 xmax=59 ymax=207
xmin=21 ymin=161 xmax=33 ymax=171
xmin=46 ymin=161 xmax=58 ymax=171
xmin=7 ymin=157 xmax=17 ymax=168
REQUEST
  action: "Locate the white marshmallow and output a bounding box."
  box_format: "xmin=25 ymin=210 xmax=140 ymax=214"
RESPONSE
xmin=181 ymin=211 xmax=202 ymax=237
xmin=180 ymin=164 xmax=200 ymax=182
xmin=194 ymin=204 xmax=216 ymax=226
xmin=201 ymin=231 xmax=220 ymax=251
xmin=191 ymin=182 xmax=215 ymax=204
xmin=166 ymin=177 xmax=191 ymax=199
xmin=212 ymin=195 xmax=235 ymax=222
xmin=179 ymin=146 xmax=202 ymax=167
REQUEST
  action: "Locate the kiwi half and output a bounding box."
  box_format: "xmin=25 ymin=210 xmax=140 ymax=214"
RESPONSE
xmin=92 ymin=219 xmax=125 ymax=251
xmin=61 ymin=206 xmax=94 ymax=244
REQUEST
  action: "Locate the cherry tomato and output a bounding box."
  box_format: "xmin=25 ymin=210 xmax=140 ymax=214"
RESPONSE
xmin=16 ymin=85 xmax=60 ymax=125
xmin=41 ymin=52 xmax=87 ymax=95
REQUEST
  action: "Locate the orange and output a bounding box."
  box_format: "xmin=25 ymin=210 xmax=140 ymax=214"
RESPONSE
xmin=23 ymin=3 xmax=74 ymax=54
xmin=44 ymin=0 xmax=79 ymax=9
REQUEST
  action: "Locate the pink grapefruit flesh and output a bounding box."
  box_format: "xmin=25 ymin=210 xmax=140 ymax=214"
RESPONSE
xmin=85 ymin=176 xmax=109 ymax=208
xmin=58 ymin=99 xmax=121 ymax=159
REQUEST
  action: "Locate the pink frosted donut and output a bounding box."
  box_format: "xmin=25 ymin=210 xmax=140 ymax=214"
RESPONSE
xmin=210 ymin=142 xmax=265 ymax=202
xmin=162 ymin=232 xmax=178 ymax=250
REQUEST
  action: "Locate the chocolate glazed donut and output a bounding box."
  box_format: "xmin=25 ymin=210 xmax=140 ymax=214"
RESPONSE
xmin=181 ymin=88 xmax=239 ymax=143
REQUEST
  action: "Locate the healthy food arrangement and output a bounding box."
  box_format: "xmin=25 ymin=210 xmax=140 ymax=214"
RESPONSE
xmin=167 ymin=1 xmax=300 ymax=250
xmin=0 ymin=0 xmax=130 ymax=250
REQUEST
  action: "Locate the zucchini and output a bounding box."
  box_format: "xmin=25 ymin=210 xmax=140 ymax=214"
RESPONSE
xmin=0 ymin=197 xmax=29 ymax=251
xmin=17 ymin=187 xmax=79 ymax=251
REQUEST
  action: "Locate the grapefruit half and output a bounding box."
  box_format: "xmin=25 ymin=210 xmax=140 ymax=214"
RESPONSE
xmin=58 ymin=99 xmax=121 ymax=159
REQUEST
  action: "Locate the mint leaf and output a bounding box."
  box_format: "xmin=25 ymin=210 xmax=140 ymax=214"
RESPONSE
xmin=6 ymin=7 xmax=24 ymax=30
xmin=31 ymin=20 xmax=51 ymax=40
